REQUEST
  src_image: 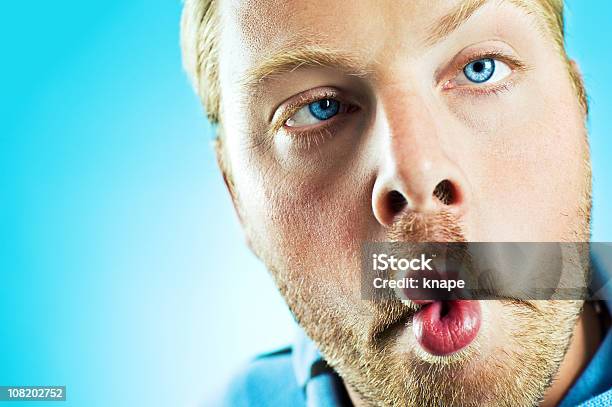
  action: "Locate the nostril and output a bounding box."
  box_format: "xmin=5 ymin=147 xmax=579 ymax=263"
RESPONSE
xmin=388 ymin=190 xmax=408 ymax=215
xmin=433 ymin=180 xmax=456 ymax=206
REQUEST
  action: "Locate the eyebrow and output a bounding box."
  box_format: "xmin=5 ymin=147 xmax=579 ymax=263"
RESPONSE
xmin=425 ymin=0 xmax=489 ymax=47
xmin=241 ymin=44 xmax=372 ymax=94
xmin=426 ymin=0 xmax=545 ymax=46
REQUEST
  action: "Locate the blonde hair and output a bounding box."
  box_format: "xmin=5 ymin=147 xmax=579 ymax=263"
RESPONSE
xmin=181 ymin=0 xmax=220 ymax=123
xmin=180 ymin=0 xmax=586 ymax=125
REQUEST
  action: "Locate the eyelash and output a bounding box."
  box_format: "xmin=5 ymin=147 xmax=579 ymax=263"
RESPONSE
xmin=287 ymin=126 xmax=336 ymax=151
xmin=443 ymin=50 xmax=528 ymax=95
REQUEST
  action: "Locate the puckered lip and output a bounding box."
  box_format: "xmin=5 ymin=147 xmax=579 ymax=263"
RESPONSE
xmin=371 ymin=298 xmax=536 ymax=356
xmin=412 ymin=300 xmax=482 ymax=356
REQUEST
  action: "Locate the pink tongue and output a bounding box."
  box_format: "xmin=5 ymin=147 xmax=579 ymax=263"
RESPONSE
xmin=412 ymin=300 xmax=481 ymax=356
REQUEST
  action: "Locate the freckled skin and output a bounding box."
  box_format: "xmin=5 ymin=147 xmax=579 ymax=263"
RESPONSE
xmin=214 ymin=1 xmax=594 ymax=406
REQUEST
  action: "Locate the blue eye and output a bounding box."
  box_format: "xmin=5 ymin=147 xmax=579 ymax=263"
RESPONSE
xmin=285 ymin=97 xmax=347 ymax=128
xmin=308 ymin=99 xmax=340 ymax=120
xmin=463 ymin=58 xmax=495 ymax=83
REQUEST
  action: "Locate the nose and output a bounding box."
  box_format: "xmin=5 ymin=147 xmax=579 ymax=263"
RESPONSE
xmin=371 ymin=90 xmax=471 ymax=226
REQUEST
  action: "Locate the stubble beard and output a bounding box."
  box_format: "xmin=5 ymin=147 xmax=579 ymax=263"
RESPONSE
xmin=261 ymin=199 xmax=590 ymax=407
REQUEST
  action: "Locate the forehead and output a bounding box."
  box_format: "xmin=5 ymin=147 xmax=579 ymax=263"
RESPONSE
xmin=220 ymin=0 xmax=466 ymax=57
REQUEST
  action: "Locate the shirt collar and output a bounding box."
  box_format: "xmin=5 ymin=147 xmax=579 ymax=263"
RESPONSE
xmin=292 ymin=326 xmax=324 ymax=389
xmin=292 ymin=327 xmax=351 ymax=406
xmin=590 ymin=242 xmax=612 ymax=311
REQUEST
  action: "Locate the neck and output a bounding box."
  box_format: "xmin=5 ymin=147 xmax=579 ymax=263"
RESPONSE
xmin=540 ymin=301 xmax=604 ymax=407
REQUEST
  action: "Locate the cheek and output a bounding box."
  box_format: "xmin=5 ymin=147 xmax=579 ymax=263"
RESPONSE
xmin=464 ymin=72 xmax=588 ymax=240
xmin=227 ymin=130 xmax=374 ymax=290
xmin=230 ymin=142 xmax=382 ymax=312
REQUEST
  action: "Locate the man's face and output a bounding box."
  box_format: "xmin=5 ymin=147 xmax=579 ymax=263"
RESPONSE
xmin=216 ymin=0 xmax=590 ymax=405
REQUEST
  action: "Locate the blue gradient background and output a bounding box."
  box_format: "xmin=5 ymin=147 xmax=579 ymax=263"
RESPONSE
xmin=0 ymin=1 xmax=610 ymax=406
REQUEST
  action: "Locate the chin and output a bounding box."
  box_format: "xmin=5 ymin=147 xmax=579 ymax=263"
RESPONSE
xmin=324 ymin=299 xmax=581 ymax=407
